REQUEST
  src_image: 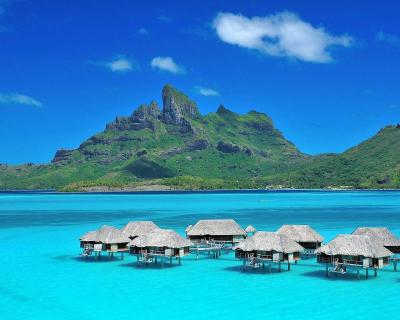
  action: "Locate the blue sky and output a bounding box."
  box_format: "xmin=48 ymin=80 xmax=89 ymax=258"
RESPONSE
xmin=0 ymin=0 xmax=399 ymax=164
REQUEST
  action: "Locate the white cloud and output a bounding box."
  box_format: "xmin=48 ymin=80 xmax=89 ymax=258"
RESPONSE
xmin=196 ymin=86 xmax=220 ymax=97
xmin=213 ymin=12 xmax=353 ymax=63
xmin=377 ymin=31 xmax=400 ymax=47
xmin=150 ymin=56 xmax=185 ymax=74
xmin=137 ymin=27 xmax=149 ymax=36
xmin=106 ymin=56 xmax=134 ymax=72
xmin=90 ymin=56 xmax=135 ymax=73
xmin=0 ymin=93 xmax=42 ymax=107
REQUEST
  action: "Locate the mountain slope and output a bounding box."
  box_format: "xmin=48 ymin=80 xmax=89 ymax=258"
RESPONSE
xmin=0 ymin=84 xmax=305 ymax=190
xmin=0 ymin=85 xmax=399 ymax=191
xmin=280 ymin=125 xmax=400 ymax=188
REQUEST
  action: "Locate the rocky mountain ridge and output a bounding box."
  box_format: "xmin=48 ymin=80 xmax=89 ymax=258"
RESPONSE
xmin=50 ymin=84 xmax=301 ymax=168
xmin=1 ymin=84 xmax=399 ymax=191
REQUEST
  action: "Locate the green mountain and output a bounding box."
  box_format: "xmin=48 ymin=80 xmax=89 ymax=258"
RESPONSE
xmin=276 ymin=125 xmax=400 ymax=189
xmin=0 ymin=84 xmax=399 ymax=191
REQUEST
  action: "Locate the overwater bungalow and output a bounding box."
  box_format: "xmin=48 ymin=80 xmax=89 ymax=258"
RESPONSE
xmin=185 ymin=225 xmax=193 ymax=236
xmin=277 ymin=225 xmax=324 ymax=255
xmin=128 ymin=229 xmax=192 ymax=267
xmin=315 ymin=234 xmax=393 ymax=279
xmin=352 ymin=227 xmax=400 ymax=271
xmin=352 ymin=227 xmax=400 ymax=254
xmin=186 ymin=219 xmax=246 ymax=245
xmin=245 ymin=225 xmax=256 ymax=235
xmin=80 ymin=230 xmax=97 ymax=247
xmin=79 ymin=225 xmax=130 ymax=259
xmin=121 ymin=221 xmax=160 ymax=239
xmin=235 ymin=231 xmax=303 ymax=272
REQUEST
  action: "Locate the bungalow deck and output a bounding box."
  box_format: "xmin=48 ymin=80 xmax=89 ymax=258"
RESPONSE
xmin=189 ymin=241 xmax=233 ymax=259
xmin=134 ymin=249 xmax=181 ymax=267
xmin=317 ymin=257 xmax=384 ymax=279
xmin=238 ymin=252 xmax=300 ymax=272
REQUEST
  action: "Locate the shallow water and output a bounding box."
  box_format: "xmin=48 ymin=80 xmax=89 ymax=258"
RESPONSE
xmin=1 ymin=191 xmax=399 ymax=320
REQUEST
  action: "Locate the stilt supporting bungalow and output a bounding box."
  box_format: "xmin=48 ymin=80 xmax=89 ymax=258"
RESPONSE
xmin=80 ymin=230 xmax=97 ymax=259
xmin=185 ymin=225 xmax=193 ymax=237
xmin=186 ymin=219 xmax=246 ymax=252
xmin=128 ymin=229 xmax=192 ymax=267
xmin=186 ymin=219 xmax=246 ymax=259
xmin=352 ymin=227 xmax=400 ymax=271
xmin=121 ymin=221 xmax=160 ymax=240
xmin=190 ymin=240 xmax=227 ymax=259
xmin=235 ymin=232 xmax=303 ymax=273
xmin=79 ymin=225 xmax=130 ymax=260
xmin=277 ymin=225 xmax=324 ymax=255
xmin=315 ymin=234 xmax=393 ymax=279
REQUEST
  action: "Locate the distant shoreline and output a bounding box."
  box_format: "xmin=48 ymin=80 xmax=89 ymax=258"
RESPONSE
xmin=1 ymin=188 xmax=400 ymax=195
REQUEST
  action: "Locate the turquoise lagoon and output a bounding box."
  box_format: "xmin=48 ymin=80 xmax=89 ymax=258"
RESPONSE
xmin=1 ymin=191 xmax=399 ymax=320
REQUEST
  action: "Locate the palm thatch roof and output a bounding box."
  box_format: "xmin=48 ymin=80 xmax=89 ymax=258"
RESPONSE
xmin=80 ymin=225 xmax=130 ymax=244
xmin=128 ymin=229 xmax=192 ymax=248
xmin=185 ymin=225 xmax=193 ymax=233
xmin=352 ymin=227 xmax=400 ymax=247
xmin=315 ymin=235 xmax=393 ymax=258
xmin=121 ymin=221 xmax=160 ymax=238
xmin=277 ymin=225 xmax=324 ymax=243
xmin=80 ymin=230 xmax=97 ymax=242
xmin=95 ymin=225 xmax=131 ymax=244
xmin=187 ymin=219 xmax=246 ymax=236
xmin=245 ymin=225 xmax=256 ymax=233
xmin=236 ymin=231 xmax=304 ymax=253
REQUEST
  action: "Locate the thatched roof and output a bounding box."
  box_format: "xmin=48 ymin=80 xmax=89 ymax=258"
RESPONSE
xmin=187 ymin=219 xmax=246 ymax=236
xmin=352 ymin=227 xmax=400 ymax=247
xmin=185 ymin=225 xmax=193 ymax=233
xmin=80 ymin=230 xmax=97 ymax=242
xmin=315 ymin=235 xmax=393 ymax=258
xmin=236 ymin=231 xmax=304 ymax=253
xmin=95 ymin=225 xmax=131 ymax=244
xmin=277 ymin=225 xmax=324 ymax=243
xmin=121 ymin=221 xmax=160 ymax=238
xmin=80 ymin=225 xmax=130 ymax=244
xmin=245 ymin=225 xmax=256 ymax=233
xmin=128 ymin=229 xmax=192 ymax=248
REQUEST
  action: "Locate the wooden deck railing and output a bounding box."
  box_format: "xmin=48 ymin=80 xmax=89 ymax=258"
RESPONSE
xmin=317 ymin=257 xmax=363 ymax=266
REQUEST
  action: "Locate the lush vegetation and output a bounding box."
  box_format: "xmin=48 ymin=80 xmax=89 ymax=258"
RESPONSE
xmin=1 ymin=85 xmax=399 ymax=191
